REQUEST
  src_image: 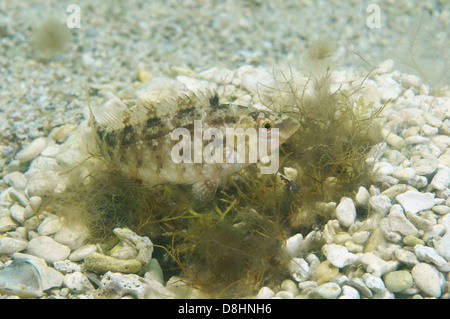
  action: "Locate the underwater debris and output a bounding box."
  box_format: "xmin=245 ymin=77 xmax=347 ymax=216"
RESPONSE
xmin=29 ymin=18 xmax=72 ymax=60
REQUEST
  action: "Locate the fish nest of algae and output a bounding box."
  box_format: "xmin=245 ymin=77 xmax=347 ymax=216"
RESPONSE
xmin=43 ymin=50 xmax=385 ymax=299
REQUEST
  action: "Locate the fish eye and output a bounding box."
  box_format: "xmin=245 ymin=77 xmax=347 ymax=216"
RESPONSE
xmin=261 ymin=120 xmax=273 ymax=130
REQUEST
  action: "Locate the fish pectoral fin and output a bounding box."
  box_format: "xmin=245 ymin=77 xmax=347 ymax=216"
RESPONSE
xmin=191 ymin=178 xmax=223 ymax=202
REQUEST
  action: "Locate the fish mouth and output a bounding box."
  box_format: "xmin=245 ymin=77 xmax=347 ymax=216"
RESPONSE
xmin=277 ymin=116 xmax=300 ymax=144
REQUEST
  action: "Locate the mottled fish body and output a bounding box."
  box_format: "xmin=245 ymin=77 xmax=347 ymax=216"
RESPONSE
xmin=89 ymin=89 xmax=299 ymax=198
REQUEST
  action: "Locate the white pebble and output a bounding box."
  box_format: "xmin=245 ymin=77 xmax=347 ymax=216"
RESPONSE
xmin=255 ymin=286 xmax=275 ymax=299
xmin=27 ymin=236 xmax=71 ymax=263
xmin=63 ymin=271 xmax=94 ymax=294
xmin=414 ymin=245 xmax=447 ymax=267
xmin=284 ymin=233 xmax=303 ymax=257
xmin=289 ymin=257 xmax=310 ymax=282
xmin=0 ymin=237 xmax=28 ymax=254
xmin=430 ymin=169 xmax=450 ymax=190
xmin=308 ymin=282 xmax=342 ymax=299
xmin=338 ymin=285 xmax=360 ymax=299
xmin=394 ymin=249 xmax=419 ymax=267
xmin=392 ymin=167 xmax=416 ymax=182
xmin=323 ymin=244 xmax=357 ymax=268
xmin=69 ymin=244 xmax=98 ymax=262
xmin=37 ymin=215 xmax=62 ymax=236
xmin=9 ymin=204 xmax=26 ymax=224
xmin=53 ymin=224 xmax=89 ymax=250
xmin=16 ymin=137 xmax=47 ymax=163
xmin=411 ymin=158 xmax=438 ymax=176
xmin=373 ymin=162 xmax=394 ymax=175
xmin=336 ymin=197 xmax=356 ymax=228
xmin=368 ymin=195 xmax=392 ymax=216
xmin=411 ymin=263 xmax=441 ymax=297
xmin=435 ymin=234 xmax=450 ymax=261
xmin=355 ymin=186 xmax=370 ymax=207
xmin=387 ymin=204 xmax=418 ymax=236
xmin=363 ymin=273 xmax=386 ymax=293
xmin=395 ymin=191 xmax=435 ymax=214
xmin=358 ymin=253 xmax=390 ymax=277
xmin=3 ymin=172 xmax=28 ymax=190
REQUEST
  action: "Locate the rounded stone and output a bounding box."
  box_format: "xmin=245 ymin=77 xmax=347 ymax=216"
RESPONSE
xmin=384 ymin=270 xmax=413 ymax=293
xmin=27 ymin=236 xmax=71 ymax=263
xmin=336 ymin=197 xmax=356 ymax=228
xmin=0 ymin=237 xmax=28 ymax=254
xmin=316 ymin=260 xmax=339 ymax=285
xmin=308 ymin=282 xmax=342 ymax=299
xmin=411 ymin=263 xmax=441 ymax=297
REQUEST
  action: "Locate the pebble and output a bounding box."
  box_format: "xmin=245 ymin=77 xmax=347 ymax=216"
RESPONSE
xmin=395 ymin=191 xmax=435 ymax=214
xmin=433 ymin=205 xmax=450 ymax=216
xmin=381 ymin=184 xmax=408 ymax=200
xmin=414 ymin=245 xmax=447 ymax=267
xmin=383 ymin=270 xmax=413 ymax=293
xmin=53 ymin=224 xmax=89 ymax=250
xmin=392 ymin=167 xmax=416 ymax=182
xmin=0 ymin=216 xmax=18 ymax=232
xmin=323 ymin=244 xmax=357 ymax=268
xmin=355 ymin=186 xmax=370 ymax=207
xmin=387 ymin=204 xmax=418 ymax=236
xmin=363 ymin=273 xmax=386 ymax=293
xmin=9 ymin=204 xmax=26 ymax=224
xmin=289 ymin=257 xmax=310 ymax=282
xmin=338 ymin=285 xmax=360 ymax=299
xmin=3 ymin=172 xmax=28 ymax=191
xmin=394 ymin=249 xmax=419 ymax=266
xmin=403 ymin=235 xmax=424 ymax=246
xmin=69 ymin=244 xmax=98 ymax=262
xmin=53 ymin=260 xmax=82 ymax=274
xmin=16 ymin=137 xmax=47 ymax=163
xmin=347 ymin=277 xmax=373 ymax=298
xmin=368 ymin=195 xmax=392 ymax=216
xmin=26 ymin=236 xmax=71 ymax=263
xmin=63 ymin=271 xmax=95 ymax=294
xmin=37 ymin=215 xmax=62 ymax=236
xmin=335 ymin=197 xmax=356 ymax=228
xmin=411 ymin=263 xmax=442 ymax=297
xmin=411 ymin=158 xmax=438 ymax=176
xmin=430 ymin=169 xmax=450 ymax=190
xmin=435 ymin=234 xmax=450 ymax=261
xmin=284 ymin=233 xmax=303 ymax=257
xmin=316 ymin=260 xmax=339 ymax=285
xmin=255 ymin=286 xmax=275 ymax=299
xmin=307 ymin=282 xmax=342 ymax=299
xmin=0 ymin=237 xmax=28 ymax=255
xmin=358 ymin=253 xmax=390 ymax=277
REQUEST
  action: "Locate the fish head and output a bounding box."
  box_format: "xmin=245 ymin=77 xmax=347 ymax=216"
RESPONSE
xmin=247 ymin=109 xmax=300 ymax=146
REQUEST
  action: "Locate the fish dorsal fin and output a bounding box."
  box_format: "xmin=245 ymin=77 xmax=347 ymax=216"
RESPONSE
xmin=91 ymin=95 xmax=132 ymax=133
xmin=136 ymin=88 xmax=219 ymax=118
xmin=92 ymin=88 xmax=220 ymax=132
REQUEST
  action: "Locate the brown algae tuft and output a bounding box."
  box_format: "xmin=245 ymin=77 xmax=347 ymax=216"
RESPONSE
xmin=29 ymin=18 xmax=72 ymax=60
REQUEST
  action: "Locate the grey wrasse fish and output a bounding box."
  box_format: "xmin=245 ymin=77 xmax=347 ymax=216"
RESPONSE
xmin=88 ymin=88 xmax=299 ymax=200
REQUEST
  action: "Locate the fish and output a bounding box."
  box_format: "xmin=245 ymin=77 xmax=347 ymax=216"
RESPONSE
xmin=88 ymin=88 xmax=299 ymax=200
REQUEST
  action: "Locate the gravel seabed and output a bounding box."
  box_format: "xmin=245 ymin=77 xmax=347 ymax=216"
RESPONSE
xmin=0 ymin=1 xmax=449 ymax=299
